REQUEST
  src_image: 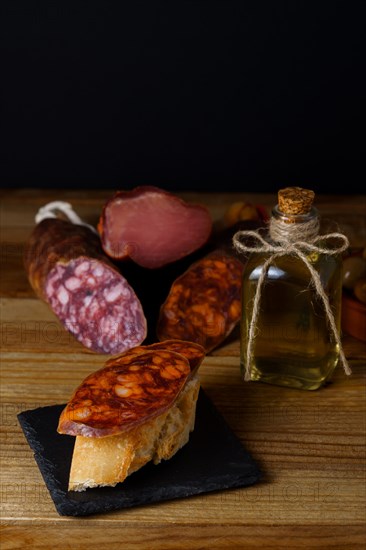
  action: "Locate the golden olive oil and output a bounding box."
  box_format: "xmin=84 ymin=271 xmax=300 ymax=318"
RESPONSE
xmin=240 ymin=250 xmax=343 ymax=390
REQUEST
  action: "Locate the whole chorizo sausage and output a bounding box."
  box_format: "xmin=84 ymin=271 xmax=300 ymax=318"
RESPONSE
xmin=157 ymin=250 xmax=244 ymax=352
xmin=24 ymin=218 xmax=147 ymax=354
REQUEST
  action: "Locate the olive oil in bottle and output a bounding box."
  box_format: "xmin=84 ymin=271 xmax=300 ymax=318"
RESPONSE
xmin=234 ymin=187 xmax=348 ymax=390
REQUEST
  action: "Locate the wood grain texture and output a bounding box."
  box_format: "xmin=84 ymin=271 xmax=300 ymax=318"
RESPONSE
xmin=1 ymin=189 xmax=365 ymax=549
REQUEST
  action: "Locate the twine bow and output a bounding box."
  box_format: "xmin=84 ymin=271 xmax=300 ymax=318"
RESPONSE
xmin=233 ymin=228 xmax=351 ymax=381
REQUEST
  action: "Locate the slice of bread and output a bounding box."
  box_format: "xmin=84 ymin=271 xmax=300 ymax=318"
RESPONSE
xmin=68 ymin=376 xmax=200 ymax=491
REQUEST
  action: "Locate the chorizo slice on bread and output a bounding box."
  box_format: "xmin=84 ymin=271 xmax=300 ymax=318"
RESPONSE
xmin=58 ymin=350 xmax=191 ymax=438
xmin=104 ymin=339 xmax=205 ymax=377
xmin=58 ymin=344 xmax=204 ymax=491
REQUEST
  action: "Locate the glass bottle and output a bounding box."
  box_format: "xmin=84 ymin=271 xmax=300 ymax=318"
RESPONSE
xmin=239 ymin=187 xmax=344 ymax=390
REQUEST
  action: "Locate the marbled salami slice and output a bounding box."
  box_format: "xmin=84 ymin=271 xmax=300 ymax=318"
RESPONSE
xmin=24 ymin=218 xmax=147 ymax=354
xmin=57 ymin=349 xmax=191 ymax=437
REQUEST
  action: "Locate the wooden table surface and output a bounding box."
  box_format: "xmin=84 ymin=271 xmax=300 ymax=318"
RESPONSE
xmin=1 ymin=188 xmax=365 ymax=549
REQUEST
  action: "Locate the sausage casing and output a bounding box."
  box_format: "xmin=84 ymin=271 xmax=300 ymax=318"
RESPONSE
xmin=24 ymin=218 xmax=147 ymax=354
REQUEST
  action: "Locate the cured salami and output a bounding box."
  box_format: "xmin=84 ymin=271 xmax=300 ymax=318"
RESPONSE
xmin=157 ymin=250 xmax=244 ymax=352
xmin=57 ymin=349 xmax=191 ymax=437
xmin=105 ymin=339 xmax=206 ymax=376
xmin=98 ymin=186 xmax=213 ymax=269
xmin=24 ymin=218 xmax=147 ymax=354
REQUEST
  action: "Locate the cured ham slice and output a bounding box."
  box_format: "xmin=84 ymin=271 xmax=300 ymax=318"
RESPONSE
xmin=98 ymin=186 xmax=212 ymax=269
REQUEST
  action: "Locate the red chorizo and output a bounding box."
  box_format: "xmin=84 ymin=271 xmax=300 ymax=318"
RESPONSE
xmin=24 ymin=218 xmax=147 ymax=354
xmin=105 ymin=339 xmax=206 ymax=376
xmin=157 ymin=250 xmax=244 ymax=352
xmin=98 ymin=186 xmax=213 ymax=269
xmin=57 ymin=349 xmax=191 ymax=437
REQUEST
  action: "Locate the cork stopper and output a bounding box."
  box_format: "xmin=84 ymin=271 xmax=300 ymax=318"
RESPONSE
xmin=278 ymin=187 xmax=315 ymax=215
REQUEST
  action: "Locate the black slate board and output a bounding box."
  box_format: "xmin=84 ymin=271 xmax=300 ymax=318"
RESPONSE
xmin=17 ymin=389 xmax=261 ymax=517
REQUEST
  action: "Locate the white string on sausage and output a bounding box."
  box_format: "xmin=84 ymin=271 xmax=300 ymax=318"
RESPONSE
xmin=35 ymin=201 xmax=98 ymax=234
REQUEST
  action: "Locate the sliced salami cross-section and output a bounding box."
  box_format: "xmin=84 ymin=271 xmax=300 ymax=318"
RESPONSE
xmin=24 ymin=218 xmax=147 ymax=354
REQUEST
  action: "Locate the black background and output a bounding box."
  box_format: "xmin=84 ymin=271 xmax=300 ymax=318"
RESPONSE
xmin=2 ymin=1 xmax=365 ymax=194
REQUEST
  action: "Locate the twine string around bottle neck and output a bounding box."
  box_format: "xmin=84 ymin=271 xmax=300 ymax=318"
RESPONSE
xmin=35 ymin=201 xmax=98 ymax=234
xmin=233 ymin=216 xmax=351 ymax=381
